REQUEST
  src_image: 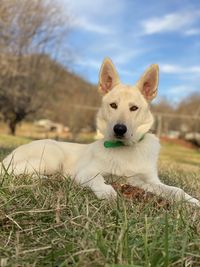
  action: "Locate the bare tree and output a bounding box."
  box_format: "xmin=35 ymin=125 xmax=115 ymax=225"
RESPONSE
xmin=0 ymin=0 xmax=70 ymax=134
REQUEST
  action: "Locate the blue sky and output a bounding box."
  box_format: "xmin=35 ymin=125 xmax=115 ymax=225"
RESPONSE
xmin=57 ymin=0 xmax=200 ymax=102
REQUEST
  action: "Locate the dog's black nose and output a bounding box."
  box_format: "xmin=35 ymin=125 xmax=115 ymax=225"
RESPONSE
xmin=113 ymin=124 xmax=127 ymax=137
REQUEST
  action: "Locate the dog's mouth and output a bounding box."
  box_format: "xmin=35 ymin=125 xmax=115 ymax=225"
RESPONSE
xmin=113 ymin=134 xmax=131 ymax=143
xmin=114 ymin=134 xmax=124 ymax=140
xmin=112 ymin=132 xmax=137 ymax=145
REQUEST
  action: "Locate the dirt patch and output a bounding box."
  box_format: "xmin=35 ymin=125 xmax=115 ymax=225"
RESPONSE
xmin=112 ymin=183 xmax=170 ymax=208
xmin=161 ymin=137 xmax=197 ymax=149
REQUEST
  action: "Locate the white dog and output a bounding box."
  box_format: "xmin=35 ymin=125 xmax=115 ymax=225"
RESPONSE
xmin=1 ymin=58 xmax=199 ymax=206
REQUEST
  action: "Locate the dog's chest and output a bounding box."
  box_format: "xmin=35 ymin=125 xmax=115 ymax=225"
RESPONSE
xmin=100 ymin=146 xmax=155 ymax=177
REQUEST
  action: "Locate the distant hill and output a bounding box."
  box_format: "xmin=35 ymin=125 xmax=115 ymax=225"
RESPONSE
xmin=30 ymin=54 xmax=101 ymax=132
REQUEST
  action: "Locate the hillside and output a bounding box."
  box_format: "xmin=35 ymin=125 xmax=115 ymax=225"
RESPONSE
xmin=29 ymin=55 xmax=101 ymax=132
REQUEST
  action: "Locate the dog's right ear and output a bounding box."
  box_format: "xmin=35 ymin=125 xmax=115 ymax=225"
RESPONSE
xmin=136 ymin=64 xmax=159 ymax=101
xmin=98 ymin=57 xmax=120 ymax=94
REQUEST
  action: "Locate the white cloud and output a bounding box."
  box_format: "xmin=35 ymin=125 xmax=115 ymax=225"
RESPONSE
xmin=72 ymin=56 xmax=136 ymax=80
xmin=73 ymin=50 xmax=145 ymax=77
xmin=73 ymin=58 xmax=101 ymax=69
xmin=160 ymin=64 xmax=183 ymax=74
xmin=112 ymin=50 xmax=144 ymax=65
xmin=168 ymin=85 xmax=193 ymax=94
xmin=59 ymin=0 xmax=123 ymax=34
xmin=160 ymin=64 xmax=200 ymax=74
xmin=141 ymin=10 xmax=200 ymax=35
xmin=184 ymin=28 xmax=200 ymax=36
xmin=71 ymin=17 xmax=110 ymax=34
xmin=62 ymin=0 xmax=123 ymax=17
xmin=157 ymin=84 xmax=199 ymax=103
xmin=166 ymin=85 xmax=198 ymax=101
xmin=159 ymin=64 xmax=200 ymax=101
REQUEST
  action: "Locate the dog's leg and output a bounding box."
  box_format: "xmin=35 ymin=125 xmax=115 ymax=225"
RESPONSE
xmin=129 ymin=176 xmax=200 ymax=206
xmin=74 ymin=170 xmax=117 ymax=199
xmin=145 ymin=182 xmax=200 ymax=206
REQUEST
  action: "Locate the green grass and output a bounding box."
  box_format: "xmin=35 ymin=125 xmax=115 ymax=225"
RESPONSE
xmin=0 ymin=136 xmax=200 ymax=266
xmin=0 ymin=172 xmax=200 ymax=266
xmin=0 ymin=134 xmax=32 ymax=148
xmin=160 ymin=142 xmax=200 ymax=169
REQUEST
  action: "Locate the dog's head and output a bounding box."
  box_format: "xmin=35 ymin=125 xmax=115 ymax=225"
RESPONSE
xmin=96 ymin=57 xmax=159 ymax=144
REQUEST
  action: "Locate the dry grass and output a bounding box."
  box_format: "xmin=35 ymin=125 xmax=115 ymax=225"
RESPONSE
xmin=0 ymin=135 xmax=200 ymax=266
xmin=0 ymin=170 xmax=200 ymax=266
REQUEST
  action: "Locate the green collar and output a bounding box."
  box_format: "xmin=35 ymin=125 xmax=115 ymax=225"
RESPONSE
xmin=104 ymin=140 xmax=124 ymax=148
xmin=104 ymin=134 xmax=145 ymax=148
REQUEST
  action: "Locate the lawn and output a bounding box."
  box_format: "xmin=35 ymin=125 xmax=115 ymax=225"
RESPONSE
xmin=160 ymin=141 xmax=200 ymax=171
xmin=0 ymin=135 xmax=200 ymax=266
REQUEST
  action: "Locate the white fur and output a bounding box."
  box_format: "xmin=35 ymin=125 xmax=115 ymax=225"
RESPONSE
xmin=1 ymin=58 xmax=199 ymax=206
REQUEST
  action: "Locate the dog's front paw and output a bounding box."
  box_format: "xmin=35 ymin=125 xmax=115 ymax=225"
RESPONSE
xmin=93 ymin=184 xmax=117 ymax=199
xmin=188 ymin=197 xmax=200 ymax=207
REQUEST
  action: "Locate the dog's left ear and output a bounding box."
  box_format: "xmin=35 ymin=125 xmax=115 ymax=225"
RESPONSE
xmin=136 ymin=64 xmax=159 ymax=101
xmin=98 ymin=57 xmax=120 ymax=94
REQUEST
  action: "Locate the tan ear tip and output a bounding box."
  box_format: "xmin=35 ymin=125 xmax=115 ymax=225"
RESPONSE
xmin=102 ymin=57 xmax=113 ymax=64
xmin=152 ymin=64 xmax=159 ymax=71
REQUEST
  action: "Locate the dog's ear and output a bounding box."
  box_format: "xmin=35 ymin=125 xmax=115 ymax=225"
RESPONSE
xmin=98 ymin=57 xmax=120 ymax=94
xmin=136 ymin=64 xmax=159 ymax=101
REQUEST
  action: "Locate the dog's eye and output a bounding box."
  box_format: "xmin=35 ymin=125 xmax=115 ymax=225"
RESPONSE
xmin=130 ymin=105 xmax=138 ymax=112
xmin=110 ymin=103 xmax=118 ymax=109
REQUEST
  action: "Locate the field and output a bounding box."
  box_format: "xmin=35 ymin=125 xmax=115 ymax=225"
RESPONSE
xmin=0 ymin=135 xmax=200 ymax=267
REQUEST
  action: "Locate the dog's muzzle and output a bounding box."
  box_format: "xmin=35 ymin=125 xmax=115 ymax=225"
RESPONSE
xmin=113 ymin=124 xmax=127 ymax=138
